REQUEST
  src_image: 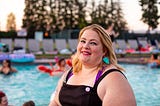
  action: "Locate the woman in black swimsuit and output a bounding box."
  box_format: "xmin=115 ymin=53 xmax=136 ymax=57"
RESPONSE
xmin=49 ymin=24 xmax=136 ymax=106
xmin=0 ymin=59 xmax=17 ymax=75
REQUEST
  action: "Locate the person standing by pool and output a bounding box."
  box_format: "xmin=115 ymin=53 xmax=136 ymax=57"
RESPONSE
xmin=49 ymin=24 xmax=136 ymax=106
xmin=105 ymin=21 xmax=119 ymax=42
xmin=0 ymin=59 xmax=17 ymax=75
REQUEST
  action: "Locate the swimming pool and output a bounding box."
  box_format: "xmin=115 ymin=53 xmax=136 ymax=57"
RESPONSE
xmin=0 ymin=64 xmax=160 ymax=106
xmin=122 ymin=64 xmax=160 ymax=106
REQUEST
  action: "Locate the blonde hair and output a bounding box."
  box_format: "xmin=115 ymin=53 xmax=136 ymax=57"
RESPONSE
xmin=72 ymin=24 xmax=124 ymax=73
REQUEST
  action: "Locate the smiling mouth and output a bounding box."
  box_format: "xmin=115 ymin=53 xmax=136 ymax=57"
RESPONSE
xmin=81 ymin=51 xmax=91 ymax=55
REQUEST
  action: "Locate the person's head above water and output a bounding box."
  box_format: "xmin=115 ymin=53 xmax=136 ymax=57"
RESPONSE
xmin=0 ymin=91 xmax=8 ymax=106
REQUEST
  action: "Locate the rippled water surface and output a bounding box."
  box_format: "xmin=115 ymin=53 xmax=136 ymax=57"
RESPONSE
xmin=0 ymin=64 xmax=160 ymax=106
xmin=122 ymin=64 xmax=160 ymax=106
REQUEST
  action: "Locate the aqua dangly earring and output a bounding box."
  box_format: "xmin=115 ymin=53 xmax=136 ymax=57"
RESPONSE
xmin=103 ymin=57 xmax=109 ymax=64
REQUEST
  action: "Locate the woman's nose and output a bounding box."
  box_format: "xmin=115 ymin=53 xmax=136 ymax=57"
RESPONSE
xmin=83 ymin=42 xmax=89 ymax=49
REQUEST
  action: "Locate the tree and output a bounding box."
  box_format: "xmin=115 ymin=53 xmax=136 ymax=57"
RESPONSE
xmin=139 ymin=0 xmax=159 ymax=30
xmin=109 ymin=0 xmax=127 ymax=33
xmin=74 ymin=0 xmax=88 ymax=29
xmin=22 ymin=0 xmax=48 ymax=38
xmin=22 ymin=0 xmax=38 ymax=38
xmin=90 ymin=0 xmax=127 ymax=33
xmin=55 ymin=0 xmax=87 ymax=30
xmin=6 ymin=12 xmax=16 ymax=31
xmin=90 ymin=0 xmax=103 ymax=25
xmin=47 ymin=0 xmax=58 ymax=33
xmin=22 ymin=0 xmax=126 ymax=37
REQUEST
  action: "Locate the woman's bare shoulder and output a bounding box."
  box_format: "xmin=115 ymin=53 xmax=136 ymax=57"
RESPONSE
xmin=99 ymin=68 xmax=136 ymax=106
xmin=11 ymin=67 xmax=17 ymax=72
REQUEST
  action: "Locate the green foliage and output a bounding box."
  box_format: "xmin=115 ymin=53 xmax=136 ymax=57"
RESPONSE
xmin=90 ymin=0 xmax=127 ymax=33
xmin=0 ymin=31 xmax=17 ymax=38
xmin=22 ymin=0 xmax=127 ymax=38
xmin=6 ymin=12 xmax=16 ymax=31
xmin=139 ymin=0 xmax=159 ymax=29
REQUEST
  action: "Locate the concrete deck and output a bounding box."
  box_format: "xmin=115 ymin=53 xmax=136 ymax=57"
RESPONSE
xmin=32 ymin=57 xmax=148 ymax=65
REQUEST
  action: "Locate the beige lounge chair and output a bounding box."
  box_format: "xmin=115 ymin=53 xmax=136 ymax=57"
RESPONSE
xmin=55 ymin=39 xmax=72 ymax=54
xmin=42 ymin=39 xmax=54 ymax=54
xmin=116 ymin=39 xmax=127 ymax=50
xmin=68 ymin=39 xmax=78 ymax=52
xmin=128 ymin=39 xmax=138 ymax=50
xmin=14 ymin=38 xmax=26 ymax=49
xmin=28 ymin=39 xmax=42 ymax=54
xmin=55 ymin=39 xmax=67 ymax=51
xmin=115 ymin=40 xmax=127 ymax=54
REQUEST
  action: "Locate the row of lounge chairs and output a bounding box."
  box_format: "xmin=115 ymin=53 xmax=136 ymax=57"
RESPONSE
xmin=0 ymin=39 xmax=78 ymax=54
xmin=113 ymin=39 xmax=160 ymax=54
xmin=0 ymin=38 xmax=159 ymax=55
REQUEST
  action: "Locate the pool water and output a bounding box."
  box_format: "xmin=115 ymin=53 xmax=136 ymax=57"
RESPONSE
xmin=0 ymin=64 xmax=160 ymax=106
xmin=121 ymin=64 xmax=160 ymax=106
xmin=0 ymin=64 xmax=59 ymax=106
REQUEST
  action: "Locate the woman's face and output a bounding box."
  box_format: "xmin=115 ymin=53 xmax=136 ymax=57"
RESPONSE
xmin=59 ymin=60 xmax=66 ymax=67
xmin=2 ymin=60 xmax=8 ymax=67
xmin=77 ymin=29 xmax=105 ymax=66
xmin=0 ymin=96 xmax=8 ymax=106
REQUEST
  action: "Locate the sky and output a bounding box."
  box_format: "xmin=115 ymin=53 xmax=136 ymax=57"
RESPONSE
xmin=0 ymin=0 xmax=25 ymax=31
xmin=0 ymin=0 xmax=159 ymax=32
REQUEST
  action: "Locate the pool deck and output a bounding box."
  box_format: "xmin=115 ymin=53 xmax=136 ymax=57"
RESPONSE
xmin=117 ymin=57 xmax=148 ymax=65
xmin=33 ymin=57 xmax=148 ymax=65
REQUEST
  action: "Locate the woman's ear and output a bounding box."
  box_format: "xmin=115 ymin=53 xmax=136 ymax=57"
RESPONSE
xmin=103 ymin=49 xmax=107 ymax=56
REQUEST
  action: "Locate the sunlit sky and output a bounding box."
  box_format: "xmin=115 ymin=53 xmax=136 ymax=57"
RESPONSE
xmin=0 ymin=0 xmax=159 ymax=31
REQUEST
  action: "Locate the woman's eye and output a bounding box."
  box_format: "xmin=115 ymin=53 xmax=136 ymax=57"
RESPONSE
xmin=90 ymin=42 xmax=97 ymax=45
xmin=80 ymin=40 xmax=85 ymax=43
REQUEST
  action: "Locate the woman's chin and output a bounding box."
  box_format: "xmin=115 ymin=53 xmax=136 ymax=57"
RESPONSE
xmin=81 ymin=59 xmax=90 ymax=64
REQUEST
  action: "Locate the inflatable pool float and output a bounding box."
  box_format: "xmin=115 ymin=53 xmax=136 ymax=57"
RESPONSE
xmin=0 ymin=54 xmax=10 ymax=62
xmin=37 ymin=65 xmax=64 ymax=76
xmin=9 ymin=53 xmax=35 ymax=63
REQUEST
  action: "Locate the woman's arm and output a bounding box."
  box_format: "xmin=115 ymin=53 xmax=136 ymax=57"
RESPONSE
xmin=11 ymin=67 xmax=17 ymax=72
xmin=49 ymin=62 xmax=54 ymax=71
xmin=98 ymin=71 xmax=136 ymax=106
xmin=49 ymin=71 xmax=68 ymax=106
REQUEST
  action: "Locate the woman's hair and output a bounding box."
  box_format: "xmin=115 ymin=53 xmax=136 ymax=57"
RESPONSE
xmin=57 ymin=58 xmax=65 ymax=66
xmin=153 ymin=53 xmax=158 ymax=59
xmin=0 ymin=91 xmax=6 ymax=103
xmin=3 ymin=59 xmax=11 ymax=68
xmin=72 ymin=24 xmax=124 ymax=73
xmin=23 ymin=100 xmax=35 ymax=106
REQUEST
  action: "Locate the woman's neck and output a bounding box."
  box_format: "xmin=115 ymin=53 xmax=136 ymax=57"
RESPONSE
xmin=81 ymin=65 xmax=99 ymax=75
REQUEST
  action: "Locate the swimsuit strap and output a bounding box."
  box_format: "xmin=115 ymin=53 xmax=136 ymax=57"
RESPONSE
xmin=65 ymin=67 xmax=105 ymax=83
xmin=93 ymin=69 xmax=126 ymax=89
xmin=65 ymin=68 xmax=73 ymax=82
xmin=94 ymin=67 xmax=105 ymax=84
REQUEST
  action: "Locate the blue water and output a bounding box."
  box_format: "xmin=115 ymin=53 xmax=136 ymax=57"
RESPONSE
xmin=0 ymin=64 xmax=59 ymax=106
xmin=0 ymin=64 xmax=160 ymax=106
xmin=121 ymin=64 xmax=160 ymax=106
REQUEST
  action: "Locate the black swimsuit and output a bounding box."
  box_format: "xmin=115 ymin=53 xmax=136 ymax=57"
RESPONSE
xmin=59 ymin=68 xmax=126 ymax=106
xmin=0 ymin=68 xmax=12 ymax=75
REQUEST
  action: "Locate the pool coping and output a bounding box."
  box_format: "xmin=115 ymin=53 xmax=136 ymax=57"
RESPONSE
xmin=9 ymin=57 xmax=149 ymax=65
